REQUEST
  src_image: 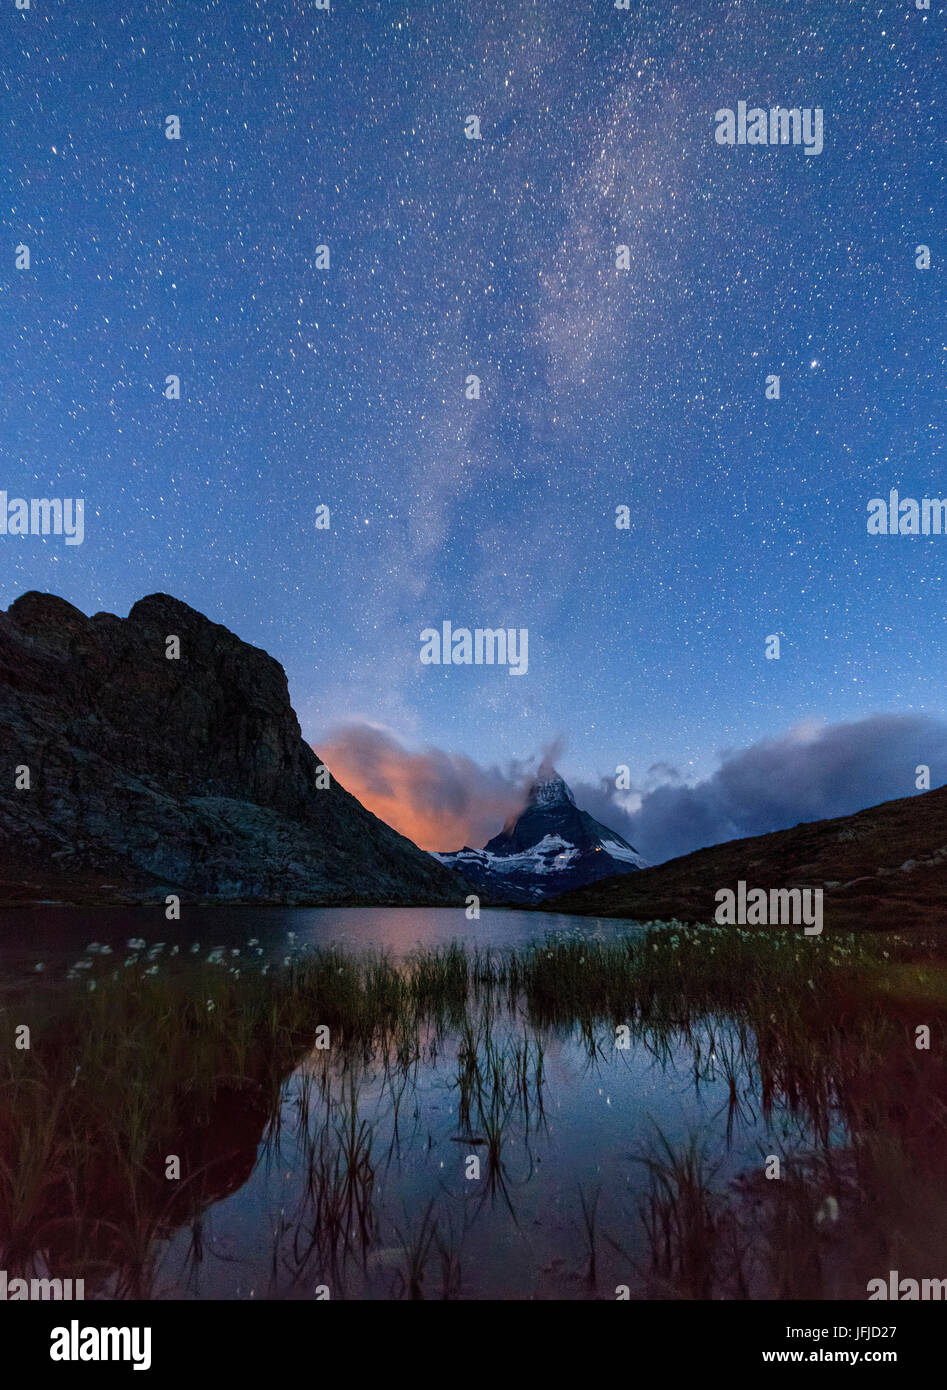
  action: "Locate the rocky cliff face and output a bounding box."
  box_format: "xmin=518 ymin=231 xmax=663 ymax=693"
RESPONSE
xmin=0 ymin=591 xmax=471 ymax=906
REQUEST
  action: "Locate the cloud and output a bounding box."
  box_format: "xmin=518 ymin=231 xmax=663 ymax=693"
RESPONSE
xmin=319 ymin=714 xmax=947 ymax=866
xmin=610 ymin=714 xmax=947 ymax=864
xmin=537 ymin=733 xmax=567 ymax=780
xmin=318 ymin=723 xmax=526 ymax=851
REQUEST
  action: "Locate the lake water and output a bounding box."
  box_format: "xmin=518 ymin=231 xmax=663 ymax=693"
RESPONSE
xmin=0 ymin=907 xmax=859 ymax=1300
xmin=0 ymin=905 xmax=643 ymax=983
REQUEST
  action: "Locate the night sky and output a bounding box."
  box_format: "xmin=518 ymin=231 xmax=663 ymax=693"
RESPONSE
xmin=2 ymin=1 xmax=944 ymax=854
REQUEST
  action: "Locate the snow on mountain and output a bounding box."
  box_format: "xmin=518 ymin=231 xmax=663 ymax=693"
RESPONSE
xmin=600 ymin=839 xmax=649 ymax=868
xmin=433 ymin=769 xmax=648 ymax=903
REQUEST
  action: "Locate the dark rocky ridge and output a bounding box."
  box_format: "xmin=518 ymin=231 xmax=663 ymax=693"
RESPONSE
xmin=0 ymin=591 xmax=473 ymax=906
xmin=545 ymin=784 xmax=947 ymax=931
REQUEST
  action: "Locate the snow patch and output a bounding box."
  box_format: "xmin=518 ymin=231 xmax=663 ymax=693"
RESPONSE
xmin=433 ymin=834 xmax=581 ymax=876
xmin=601 ymin=839 xmax=650 ymax=869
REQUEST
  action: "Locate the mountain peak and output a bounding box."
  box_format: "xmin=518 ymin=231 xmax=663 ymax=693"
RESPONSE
xmin=435 ymin=761 xmax=647 ymax=903
xmin=526 ymin=768 xmax=576 ymax=808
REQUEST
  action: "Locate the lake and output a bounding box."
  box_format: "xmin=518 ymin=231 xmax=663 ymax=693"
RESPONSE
xmin=0 ymin=905 xmax=641 ymax=982
xmin=0 ymin=907 xmax=934 ymax=1300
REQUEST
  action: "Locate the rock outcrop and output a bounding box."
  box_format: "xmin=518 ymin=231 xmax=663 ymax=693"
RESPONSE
xmin=0 ymin=591 xmax=472 ymax=906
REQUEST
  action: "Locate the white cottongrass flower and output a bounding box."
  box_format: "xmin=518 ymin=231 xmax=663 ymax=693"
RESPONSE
xmin=815 ymin=1196 xmax=840 ymax=1226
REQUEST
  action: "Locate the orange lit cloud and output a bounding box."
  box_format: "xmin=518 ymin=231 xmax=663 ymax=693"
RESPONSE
xmin=317 ymin=723 xmax=526 ymax=851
